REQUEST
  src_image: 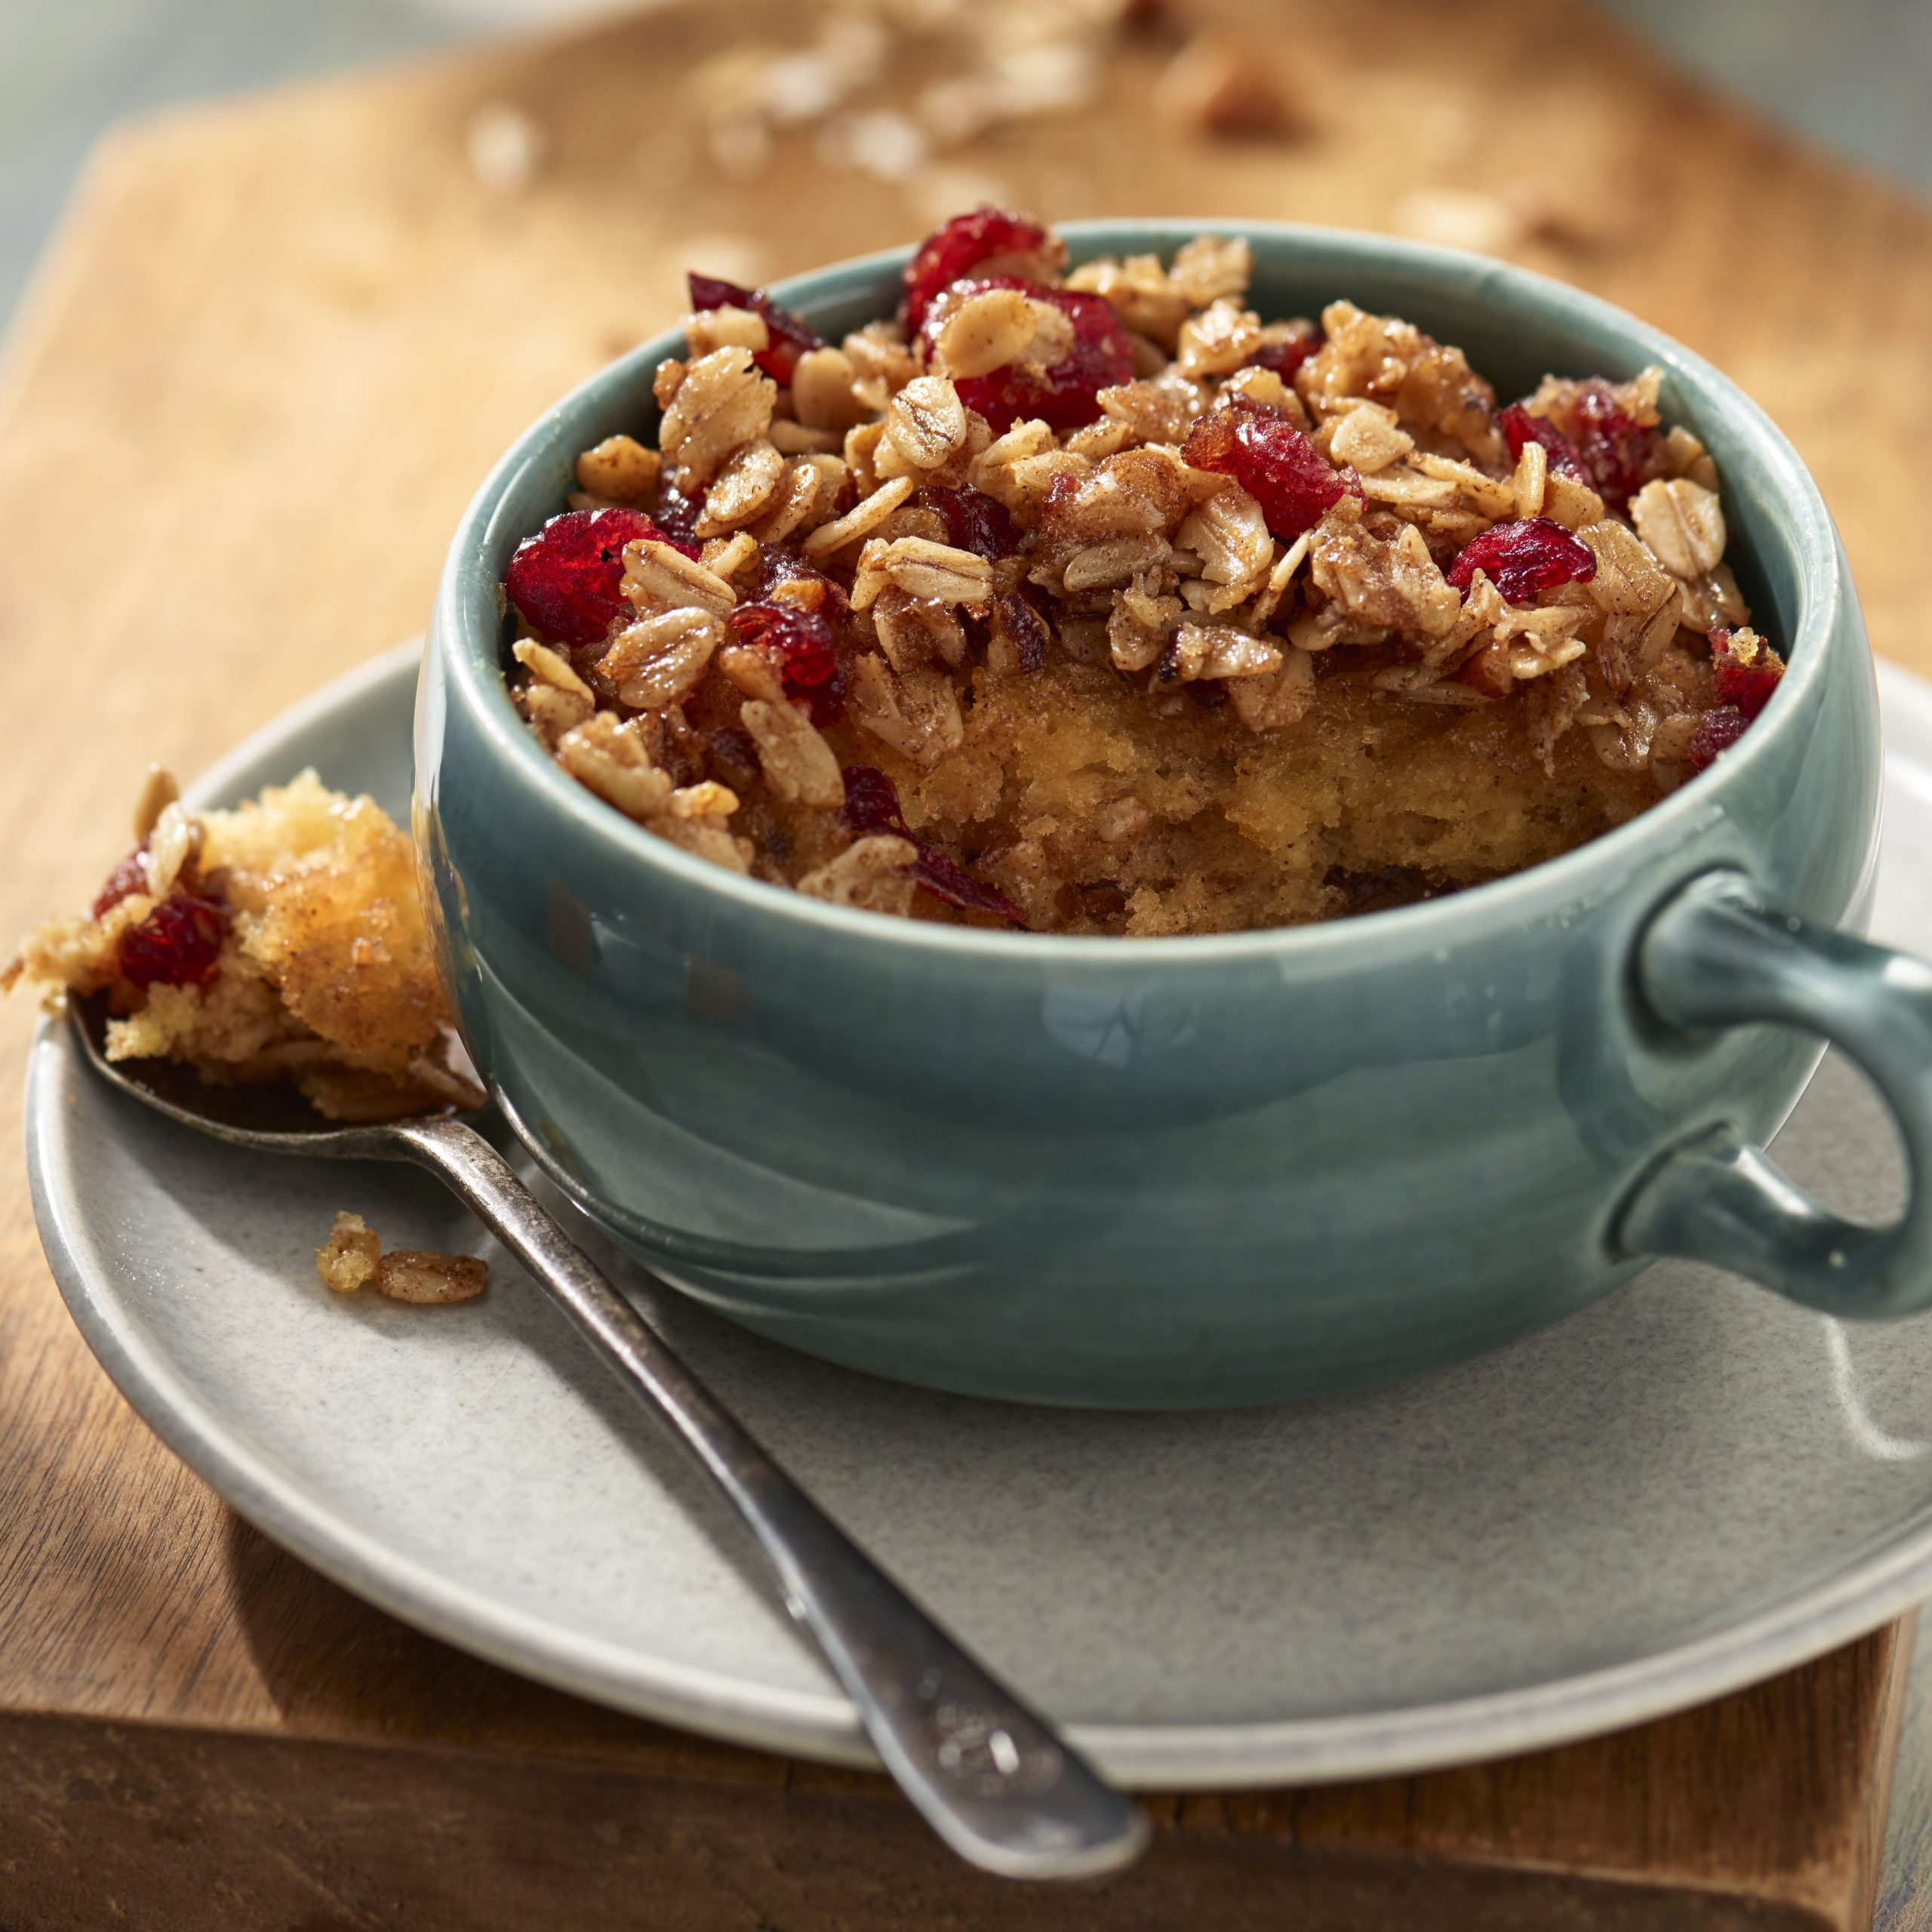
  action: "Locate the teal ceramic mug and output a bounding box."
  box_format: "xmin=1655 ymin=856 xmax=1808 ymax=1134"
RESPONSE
xmin=419 ymin=220 xmax=1912 ymax=1410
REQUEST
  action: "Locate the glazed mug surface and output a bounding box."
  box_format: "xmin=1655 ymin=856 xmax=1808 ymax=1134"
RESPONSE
xmin=420 ymin=221 xmax=1914 ymax=1409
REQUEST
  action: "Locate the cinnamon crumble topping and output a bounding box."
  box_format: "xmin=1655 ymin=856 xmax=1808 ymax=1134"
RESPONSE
xmin=503 ymin=211 xmax=1785 ymax=937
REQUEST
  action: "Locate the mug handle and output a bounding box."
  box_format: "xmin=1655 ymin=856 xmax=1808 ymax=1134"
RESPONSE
xmin=1617 ymin=869 xmax=1932 ymax=1315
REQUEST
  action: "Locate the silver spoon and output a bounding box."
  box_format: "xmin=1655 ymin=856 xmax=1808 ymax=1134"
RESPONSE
xmin=66 ymin=1001 xmax=1147 ymax=1881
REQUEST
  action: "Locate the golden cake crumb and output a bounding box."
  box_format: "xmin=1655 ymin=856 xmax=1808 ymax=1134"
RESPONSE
xmin=316 ymin=1211 xmax=381 ymax=1294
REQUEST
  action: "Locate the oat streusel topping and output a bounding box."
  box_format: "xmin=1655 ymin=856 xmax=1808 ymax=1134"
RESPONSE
xmin=502 ymin=209 xmax=1785 ymax=936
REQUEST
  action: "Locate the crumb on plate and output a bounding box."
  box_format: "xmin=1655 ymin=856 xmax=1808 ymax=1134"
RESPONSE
xmin=316 ymin=1209 xmax=488 ymax=1305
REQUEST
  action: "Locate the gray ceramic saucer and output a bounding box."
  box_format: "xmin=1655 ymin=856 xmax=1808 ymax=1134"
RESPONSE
xmin=25 ymin=641 xmax=1932 ymax=1786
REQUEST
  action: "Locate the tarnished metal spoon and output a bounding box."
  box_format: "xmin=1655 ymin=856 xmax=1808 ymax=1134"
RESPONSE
xmin=65 ymin=1000 xmax=1147 ymax=1881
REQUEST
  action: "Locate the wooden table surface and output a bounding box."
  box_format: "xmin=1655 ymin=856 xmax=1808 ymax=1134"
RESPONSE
xmin=6 ymin=1 xmax=1932 ymax=1924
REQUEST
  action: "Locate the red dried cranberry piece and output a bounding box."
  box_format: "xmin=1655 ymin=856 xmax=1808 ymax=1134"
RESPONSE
xmin=93 ymin=845 xmax=151 ymax=918
xmin=796 ymin=681 xmax=847 ymax=730
xmin=1569 ymin=380 xmax=1670 ymax=513
xmin=1687 ymin=705 xmax=1749 ymax=774
xmin=118 ymin=892 xmax=229 ymax=989
xmin=703 ymin=724 xmax=761 ymax=792
xmin=1500 ymin=402 xmax=1588 ymax=485
xmin=650 ymin=479 xmax=706 ymax=558
xmin=916 ymin=485 xmax=1020 ymax=560
xmin=686 ymin=272 xmax=826 ymax=384
xmin=1181 ymin=395 xmax=1360 ymax=541
xmin=1445 ymin=516 xmax=1597 ymax=603
xmin=993 ymin=590 xmax=1050 ymax=672
xmin=506 ymin=508 xmax=661 ymax=648
xmin=912 ymin=848 xmax=1025 ymax=923
xmin=756 ymin=546 xmax=851 ymax=623
xmin=923 ymin=278 xmax=1134 ymax=434
xmin=1241 ymin=331 xmax=1322 ymax=382
xmin=729 ymin=601 xmax=845 ymax=724
xmin=1324 ymin=863 xmax=1460 ymax=917
xmin=901 ymin=208 xmax=1056 ymax=335
xmin=1709 ymin=629 xmax=1785 ymax=721
xmin=841 ymin=765 xmax=912 ymax=839
xmin=839 ymin=765 xmax=1023 ymax=922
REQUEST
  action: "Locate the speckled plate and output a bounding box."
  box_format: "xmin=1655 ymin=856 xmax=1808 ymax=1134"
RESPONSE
xmin=25 ymin=640 xmax=1932 ymax=1787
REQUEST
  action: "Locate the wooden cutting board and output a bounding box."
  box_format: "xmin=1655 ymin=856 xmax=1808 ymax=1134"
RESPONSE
xmin=3 ymin=0 xmax=1930 ymax=1924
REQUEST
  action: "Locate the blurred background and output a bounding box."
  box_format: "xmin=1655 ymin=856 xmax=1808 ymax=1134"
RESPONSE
xmin=5 ymin=0 xmax=1932 ymax=328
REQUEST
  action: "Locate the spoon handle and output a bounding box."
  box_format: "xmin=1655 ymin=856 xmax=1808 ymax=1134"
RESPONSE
xmin=391 ymin=1115 xmax=1146 ymax=1881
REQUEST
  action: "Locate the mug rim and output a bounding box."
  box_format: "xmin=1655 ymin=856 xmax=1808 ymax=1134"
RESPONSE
xmin=435 ymin=219 xmax=1844 ymax=968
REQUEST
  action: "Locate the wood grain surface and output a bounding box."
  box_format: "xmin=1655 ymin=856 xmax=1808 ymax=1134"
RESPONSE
xmin=0 ymin=1612 xmax=1908 ymax=1932
xmin=2 ymin=1 xmax=1930 ymax=1924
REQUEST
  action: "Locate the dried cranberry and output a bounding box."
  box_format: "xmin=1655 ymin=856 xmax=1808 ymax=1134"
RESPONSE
xmin=1500 ymin=402 xmax=1588 ymax=485
xmin=839 ymin=765 xmax=1023 ymax=922
xmin=93 ymin=845 xmax=151 ymax=918
xmin=901 ymin=208 xmax=1057 ymax=334
xmin=921 ymin=278 xmax=1134 ymax=434
xmin=118 ymin=892 xmax=228 ymax=989
xmin=1324 ymin=863 xmax=1460 ymax=917
xmin=703 ymin=724 xmax=761 ymax=792
xmin=1445 ymin=516 xmax=1596 ymax=603
xmin=1687 ymin=705 xmax=1750 ymax=774
xmin=1241 ymin=331 xmax=1323 ymax=382
xmin=1709 ymin=629 xmax=1785 ymax=720
xmin=1568 ymin=380 xmax=1670 ymax=513
xmin=651 ymin=479 xmax=707 ymax=557
xmin=842 ymin=765 xmax=912 ymax=839
xmin=992 ymin=590 xmax=1050 ymax=672
xmin=1181 ymin=396 xmax=1360 ymax=541
xmin=686 ymin=272 xmax=825 ymax=384
xmin=729 ymin=601 xmax=844 ymax=724
xmin=916 ymin=485 xmax=1020 ymax=561
xmin=798 ymin=681 xmax=847 ymax=730
xmin=756 ymin=546 xmax=851 ymax=623
xmin=506 ymin=508 xmax=662 ymax=649
xmin=911 ymin=848 xmax=1025 ymax=923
